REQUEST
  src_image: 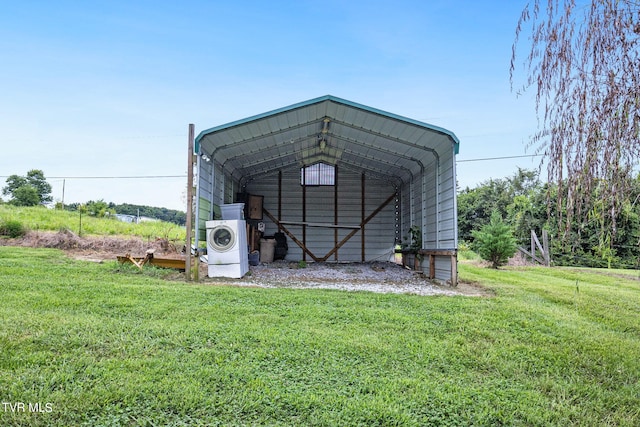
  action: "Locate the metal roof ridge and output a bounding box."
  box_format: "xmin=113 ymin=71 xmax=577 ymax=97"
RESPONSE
xmin=195 ymin=95 xmax=460 ymax=154
xmin=324 ymin=95 xmax=460 ymax=153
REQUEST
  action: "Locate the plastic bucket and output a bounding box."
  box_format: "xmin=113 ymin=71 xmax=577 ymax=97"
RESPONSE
xmin=249 ymin=250 xmax=260 ymax=266
xmin=260 ymin=239 xmax=276 ymax=263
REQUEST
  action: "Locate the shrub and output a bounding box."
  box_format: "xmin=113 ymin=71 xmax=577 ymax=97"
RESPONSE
xmin=10 ymin=185 xmax=40 ymax=206
xmin=0 ymin=220 xmax=28 ymax=238
xmin=472 ymin=212 xmax=517 ymax=268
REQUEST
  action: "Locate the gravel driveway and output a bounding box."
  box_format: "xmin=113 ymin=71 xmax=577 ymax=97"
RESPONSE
xmin=205 ymin=260 xmax=488 ymax=297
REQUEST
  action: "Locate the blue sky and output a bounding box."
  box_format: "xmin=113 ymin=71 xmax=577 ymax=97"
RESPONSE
xmin=0 ymin=1 xmax=540 ymax=211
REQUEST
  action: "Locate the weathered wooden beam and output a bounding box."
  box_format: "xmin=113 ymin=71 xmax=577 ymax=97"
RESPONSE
xmin=450 ymin=253 xmax=458 ymax=287
xmin=532 ymin=230 xmax=545 ymax=255
xmin=320 ymin=191 xmax=397 ymax=261
xmin=418 ymin=249 xmax=458 ymax=256
xmin=185 ymin=123 xmax=195 ymax=281
xmin=263 ymin=208 xmax=320 ymax=262
xmin=518 ymin=246 xmax=544 ymax=264
xmin=278 ymin=221 xmax=360 ymax=229
xmin=542 ymin=229 xmax=550 ymax=266
xmin=429 ymin=254 xmax=436 ymax=279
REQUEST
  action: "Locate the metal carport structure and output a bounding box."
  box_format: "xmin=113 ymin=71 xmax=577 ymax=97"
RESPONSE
xmin=194 ymin=95 xmax=460 ymax=284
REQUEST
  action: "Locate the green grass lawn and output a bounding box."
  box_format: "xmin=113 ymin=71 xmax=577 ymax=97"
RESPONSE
xmin=1 ymin=247 xmax=639 ymax=426
xmin=0 ymin=205 xmax=184 ymax=241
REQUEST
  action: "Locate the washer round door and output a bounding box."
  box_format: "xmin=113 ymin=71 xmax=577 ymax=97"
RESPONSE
xmin=209 ymin=226 xmax=236 ymax=252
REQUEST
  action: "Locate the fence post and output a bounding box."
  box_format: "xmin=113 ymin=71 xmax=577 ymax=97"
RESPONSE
xmin=542 ymin=229 xmax=550 ymax=266
xmin=185 ymin=124 xmax=195 ymax=281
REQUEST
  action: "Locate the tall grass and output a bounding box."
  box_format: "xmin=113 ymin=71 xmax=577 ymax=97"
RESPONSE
xmin=0 ymin=205 xmax=184 ymax=241
xmin=1 ymin=247 xmax=639 ymax=426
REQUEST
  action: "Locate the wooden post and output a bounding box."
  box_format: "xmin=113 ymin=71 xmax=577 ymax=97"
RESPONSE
xmin=185 ymin=124 xmax=195 ymax=281
xmin=542 ymin=229 xmax=550 ymax=266
xmin=531 ymin=230 xmax=535 ymax=264
xmin=193 ymin=248 xmax=199 ymax=281
xmin=451 ymin=253 xmax=458 ymax=286
xmin=429 ymin=254 xmax=436 ymax=279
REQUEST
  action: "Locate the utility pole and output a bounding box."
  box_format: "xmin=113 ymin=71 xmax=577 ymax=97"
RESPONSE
xmin=61 ymin=179 xmax=65 ymax=209
xmin=185 ymin=124 xmax=195 ymax=281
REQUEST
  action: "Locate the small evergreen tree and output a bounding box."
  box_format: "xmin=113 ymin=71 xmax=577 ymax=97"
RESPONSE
xmin=472 ymin=211 xmax=517 ymax=269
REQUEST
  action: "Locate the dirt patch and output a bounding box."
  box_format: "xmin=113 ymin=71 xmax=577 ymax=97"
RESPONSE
xmin=452 ymin=280 xmax=496 ymax=297
xmin=0 ymin=229 xmax=183 ymax=262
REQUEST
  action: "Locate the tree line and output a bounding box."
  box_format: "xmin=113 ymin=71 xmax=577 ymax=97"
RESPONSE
xmin=458 ymin=168 xmax=640 ymax=269
xmin=511 ymin=0 xmax=640 ymax=265
xmin=62 ymin=201 xmax=186 ymax=226
xmin=6 ymin=169 xmax=639 ymax=266
xmin=2 ymin=170 xmax=186 ymax=226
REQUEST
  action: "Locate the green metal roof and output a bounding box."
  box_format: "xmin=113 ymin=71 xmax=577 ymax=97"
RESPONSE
xmin=196 ymin=95 xmax=459 ymax=184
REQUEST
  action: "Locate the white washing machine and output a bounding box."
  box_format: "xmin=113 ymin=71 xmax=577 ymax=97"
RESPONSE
xmin=205 ymin=219 xmax=249 ymax=278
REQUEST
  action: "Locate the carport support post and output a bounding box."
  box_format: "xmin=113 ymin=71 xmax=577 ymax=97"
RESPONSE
xmin=361 ymin=173 xmax=365 ymax=262
xmin=334 ymin=166 xmax=339 ymax=261
xmin=302 ymin=165 xmax=307 ymax=261
xmin=185 ymin=123 xmax=195 ymax=281
xmin=278 ymin=170 xmax=283 ymax=231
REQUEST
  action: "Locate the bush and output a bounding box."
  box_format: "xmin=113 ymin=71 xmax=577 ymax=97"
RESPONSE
xmin=0 ymin=220 xmax=28 ymax=238
xmin=10 ymin=185 xmax=40 ymax=206
xmin=472 ymin=212 xmax=517 ymax=268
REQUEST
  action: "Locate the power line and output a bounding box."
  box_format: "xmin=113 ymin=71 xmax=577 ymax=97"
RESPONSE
xmin=1 ymin=155 xmax=542 ymax=181
xmin=457 ymin=154 xmax=543 ymax=163
xmin=48 ymin=175 xmax=187 ymax=179
xmin=0 ymin=175 xmax=186 ymax=180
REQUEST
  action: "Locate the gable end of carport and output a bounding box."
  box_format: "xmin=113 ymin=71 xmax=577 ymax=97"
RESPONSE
xmin=194 ymin=95 xmax=460 ymax=284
